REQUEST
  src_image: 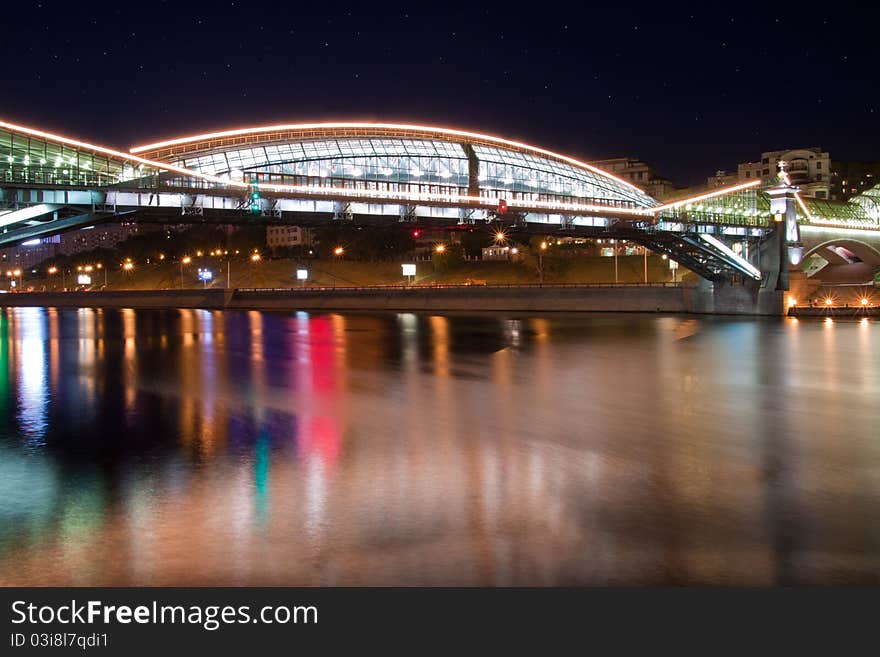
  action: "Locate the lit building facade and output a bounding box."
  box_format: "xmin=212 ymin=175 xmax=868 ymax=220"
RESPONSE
xmin=737 ymin=148 xmax=831 ymax=198
xmin=831 ymin=161 xmax=880 ymax=200
xmin=266 ymin=225 xmax=311 ymax=249
xmin=589 ymin=157 xmax=677 ymax=199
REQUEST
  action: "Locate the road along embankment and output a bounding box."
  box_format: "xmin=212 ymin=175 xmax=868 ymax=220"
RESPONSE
xmin=0 ymin=283 xmax=724 ymax=314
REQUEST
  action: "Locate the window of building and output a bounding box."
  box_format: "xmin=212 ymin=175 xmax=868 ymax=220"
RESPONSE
xmin=745 ymin=171 xmax=751 ymax=178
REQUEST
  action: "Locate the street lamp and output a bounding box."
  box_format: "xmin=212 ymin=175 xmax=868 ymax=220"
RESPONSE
xmin=435 ymin=244 xmax=446 ymax=254
xmin=180 ymin=256 xmax=192 ymax=288
xmin=250 ymin=252 xmax=261 ymax=262
xmin=47 ymin=266 xmax=59 ymax=291
xmin=332 ymin=246 xmax=344 ymax=288
xmin=538 ymin=240 xmax=548 ymax=283
xmin=612 ymin=239 xmax=618 ymax=283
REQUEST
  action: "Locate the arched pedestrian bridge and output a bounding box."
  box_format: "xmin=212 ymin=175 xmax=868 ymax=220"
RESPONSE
xmin=1 ymin=119 xmax=878 ymax=311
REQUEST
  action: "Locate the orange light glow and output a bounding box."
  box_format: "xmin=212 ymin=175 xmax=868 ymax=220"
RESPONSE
xmin=651 ymin=180 xmax=762 ymax=213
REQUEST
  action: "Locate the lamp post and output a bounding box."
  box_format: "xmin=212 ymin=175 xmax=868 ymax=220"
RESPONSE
xmin=332 ymin=246 xmax=344 ymax=288
xmin=180 ymin=256 xmax=191 ymax=289
xmin=613 ymin=239 xmax=618 ymax=283
xmin=537 ymin=241 xmax=548 ymax=283
xmin=643 ymin=246 xmax=648 ymax=284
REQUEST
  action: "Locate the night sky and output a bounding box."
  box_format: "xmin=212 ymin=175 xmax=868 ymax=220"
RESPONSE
xmin=3 ymin=1 xmax=878 ymax=185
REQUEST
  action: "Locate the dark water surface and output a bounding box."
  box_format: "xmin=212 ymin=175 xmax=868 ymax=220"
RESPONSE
xmin=0 ymin=307 xmax=878 ymax=585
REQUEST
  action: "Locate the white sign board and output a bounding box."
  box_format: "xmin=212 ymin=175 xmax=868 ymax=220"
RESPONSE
xmin=77 ymin=274 xmax=92 ymax=285
xmin=401 ymin=264 xmax=416 ymax=277
xmin=296 ymin=269 xmax=309 ymax=280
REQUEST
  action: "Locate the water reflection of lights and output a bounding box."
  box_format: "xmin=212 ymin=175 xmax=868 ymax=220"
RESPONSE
xmin=15 ymin=308 xmax=49 ymax=443
xmin=503 ymin=318 xmax=522 ymax=347
xmin=122 ymin=309 xmax=137 ymax=416
xmin=429 ymin=315 xmax=450 ymax=377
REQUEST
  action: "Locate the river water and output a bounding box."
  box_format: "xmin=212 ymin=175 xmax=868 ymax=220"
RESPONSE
xmin=0 ymin=307 xmax=878 ymax=585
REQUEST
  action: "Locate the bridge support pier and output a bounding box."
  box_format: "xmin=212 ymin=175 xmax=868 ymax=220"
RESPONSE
xmin=696 ymin=179 xmax=799 ymax=316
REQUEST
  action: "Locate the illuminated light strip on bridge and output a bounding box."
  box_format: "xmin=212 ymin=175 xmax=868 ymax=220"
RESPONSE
xmin=794 ymin=192 xmax=814 ymax=221
xmin=800 ymin=217 xmax=880 ymax=231
xmin=0 ymin=120 xmax=237 ymax=187
xmin=698 ymin=233 xmax=762 ymax=280
xmin=247 ymin=180 xmax=656 ymax=217
xmin=650 ymin=179 xmax=763 ymax=213
xmin=128 ymin=122 xmax=650 ymax=197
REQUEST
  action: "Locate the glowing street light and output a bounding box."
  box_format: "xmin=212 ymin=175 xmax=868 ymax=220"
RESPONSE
xmin=861 ymin=297 xmax=869 ymax=306
xmin=434 ymin=244 xmax=446 ymax=254
xmin=825 ymin=297 xmax=833 ymax=306
xmin=47 ymin=266 xmax=58 ymax=275
xmin=250 ymin=253 xmax=261 ymax=263
xmin=180 ymin=256 xmax=192 ymax=288
xmin=494 ymin=231 xmax=507 ymax=243
xmin=122 ymin=261 xmax=134 ymax=272
xmin=333 ymin=246 xmax=344 ymax=256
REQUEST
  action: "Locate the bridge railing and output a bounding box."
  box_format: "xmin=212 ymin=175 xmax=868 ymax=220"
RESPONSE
xmin=233 ymin=282 xmax=688 ymax=293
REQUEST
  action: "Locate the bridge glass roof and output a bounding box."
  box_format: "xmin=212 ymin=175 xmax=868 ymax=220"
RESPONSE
xmin=0 ymin=125 xmax=161 ymax=188
xmin=472 ymin=145 xmax=655 ymax=207
xmin=169 ymin=136 xmax=656 ymax=209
